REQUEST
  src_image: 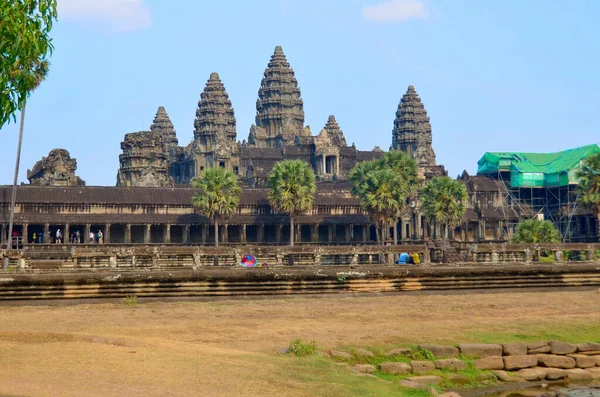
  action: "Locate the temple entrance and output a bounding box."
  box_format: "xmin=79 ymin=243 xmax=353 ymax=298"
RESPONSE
xmin=227 ymin=225 xmax=242 ymax=243
xmin=318 ymin=225 xmax=329 ymax=243
xmin=280 ymin=225 xmax=290 ymax=244
xmin=370 ymin=225 xmax=377 ymax=242
xmin=300 ymin=225 xmax=311 ymax=243
xmin=335 ymin=225 xmax=345 ymax=243
xmin=189 ymin=225 xmax=203 ymax=243
xmin=28 ymin=224 xmax=44 ymax=244
xmin=264 ymin=225 xmax=276 ymax=243
xmin=170 ymin=225 xmax=184 ymax=244
xmin=150 ymin=225 xmax=164 ymax=243
xmin=110 ymin=224 xmax=125 ymax=243
xmin=131 ymin=225 xmax=145 ymax=244
xmin=246 ymin=225 xmax=258 ymax=243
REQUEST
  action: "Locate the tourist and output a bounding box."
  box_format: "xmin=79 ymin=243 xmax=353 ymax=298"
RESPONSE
xmin=98 ymin=230 xmax=104 ymax=244
xmin=396 ymin=252 xmax=410 ymax=265
xmin=32 ymin=232 xmax=37 ymax=244
xmin=89 ymin=231 xmax=95 ymax=243
xmin=56 ymin=228 xmax=62 ymax=244
xmin=75 ymin=230 xmax=80 ymax=244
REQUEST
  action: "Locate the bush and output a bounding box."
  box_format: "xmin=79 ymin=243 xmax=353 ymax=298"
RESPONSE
xmin=288 ymin=338 xmax=318 ymax=357
xmin=122 ymin=295 xmax=138 ymax=307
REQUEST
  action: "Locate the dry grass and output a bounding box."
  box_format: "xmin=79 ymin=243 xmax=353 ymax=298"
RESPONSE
xmin=0 ymin=290 xmax=598 ymax=397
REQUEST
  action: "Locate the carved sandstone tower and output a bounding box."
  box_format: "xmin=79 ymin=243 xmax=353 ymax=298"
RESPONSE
xmin=190 ymin=72 xmax=238 ymax=173
xmin=116 ymin=106 xmax=175 ymax=187
xmin=392 ymin=85 xmax=436 ymax=168
xmin=248 ymin=46 xmax=308 ymax=148
xmin=150 ymin=106 xmax=179 ymax=160
xmin=321 ymin=115 xmax=347 ymax=147
xmin=27 ymin=149 xmax=86 ymax=186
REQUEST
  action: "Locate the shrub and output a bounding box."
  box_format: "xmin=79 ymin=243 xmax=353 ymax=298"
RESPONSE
xmin=288 ymin=338 xmax=318 ymax=357
xmin=122 ymin=295 xmax=138 ymax=307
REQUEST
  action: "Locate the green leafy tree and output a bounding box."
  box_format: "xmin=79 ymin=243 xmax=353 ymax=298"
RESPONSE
xmin=268 ymin=160 xmax=316 ymax=246
xmin=421 ymin=176 xmax=468 ymax=263
xmin=191 ymin=168 xmax=241 ymax=247
xmin=1 ymin=0 xmax=57 ymax=127
xmin=511 ymin=219 xmax=560 ymax=244
xmin=349 ymin=151 xmax=418 ymax=245
xmin=576 ymin=152 xmax=600 ymax=240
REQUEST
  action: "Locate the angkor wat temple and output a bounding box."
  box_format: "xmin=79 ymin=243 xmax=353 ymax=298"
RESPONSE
xmin=1 ymin=46 xmax=596 ymax=245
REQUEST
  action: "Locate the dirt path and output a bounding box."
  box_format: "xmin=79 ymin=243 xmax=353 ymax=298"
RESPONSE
xmin=0 ymin=290 xmax=598 ymax=397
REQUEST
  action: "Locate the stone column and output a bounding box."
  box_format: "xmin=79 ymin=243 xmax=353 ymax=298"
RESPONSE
xmin=144 ymin=224 xmax=151 ymax=244
xmin=64 ymin=224 xmax=69 ymax=244
xmin=362 ymin=225 xmax=367 ymax=242
xmin=183 ymin=225 xmax=190 ymax=244
xmin=327 ymin=225 xmax=334 ymax=242
xmin=416 ymin=215 xmax=422 ymax=240
xmin=44 ymin=223 xmax=50 ymax=244
xmin=336 ymin=156 xmax=340 ymax=175
xmin=125 ymin=224 xmax=131 ymax=244
xmin=322 ymin=156 xmax=326 ymax=175
xmin=23 ymin=224 xmax=28 ymax=244
xmin=311 ymin=224 xmax=318 ymax=243
xmin=345 ymin=225 xmax=351 ymax=243
xmin=104 ymin=224 xmax=111 ymax=244
xmin=84 ymin=224 xmax=91 ymax=244
xmin=222 ymin=224 xmax=228 ymax=243
xmin=0 ymin=224 xmax=5 ymax=243
xmin=201 ymin=224 xmax=208 ymax=244
xmin=241 ymin=224 xmax=247 ymax=243
xmin=165 ymin=224 xmax=171 ymax=244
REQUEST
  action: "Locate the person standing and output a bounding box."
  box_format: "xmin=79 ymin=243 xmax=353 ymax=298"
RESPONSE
xmin=32 ymin=232 xmax=37 ymax=244
xmin=98 ymin=230 xmax=103 ymax=244
xmin=56 ymin=228 xmax=62 ymax=244
xmin=89 ymin=231 xmax=95 ymax=243
xmin=75 ymin=230 xmax=80 ymax=244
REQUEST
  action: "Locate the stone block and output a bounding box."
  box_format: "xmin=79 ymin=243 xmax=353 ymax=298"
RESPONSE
xmin=459 ymin=343 xmax=503 ymax=358
xmin=379 ymin=362 xmax=411 ymax=375
xmin=399 ymin=380 xmax=427 ymax=389
xmin=593 ymin=355 xmax=600 ymax=366
xmin=356 ymin=348 xmax=374 ymax=357
xmin=528 ymin=346 xmax=551 ymax=354
xmin=330 ymin=350 xmax=352 ymax=359
xmin=566 ymin=368 xmax=593 ymax=381
xmin=545 ymin=368 xmax=568 ymax=380
xmin=352 ymin=364 xmax=376 ymax=373
xmin=491 ymin=370 xmax=521 ymax=382
xmin=516 ymin=368 xmax=546 ymax=381
xmin=411 ymin=360 xmax=435 ymax=374
xmin=406 ymin=376 xmax=443 ymax=385
xmin=585 ymin=368 xmax=600 ymax=379
xmin=439 ymin=393 xmax=462 ymax=397
xmin=434 ymin=358 xmax=467 ymax=371
xmin=503 ymin=355 xmax=538 ymax=370
xmin=473 ymin=356 xmax=504 ymax=370
xmin=527 ymin=341 xmax=548 ymax=350
xmin=549 ymin=341 xmax=577 ymax=355
xmin=537 ymin=354 xmax=576 ymax=369
xmin=447 ymin=374 xmax=470 ymax=385
xmin=502 ymin=343 xmax=527 ymax=356
xmin=577 ymin=342 xmax=600 ymax=352
xmin=570 ymin=355 xmax=597 ymax=368
xmin=419 ymin=344 xmax=459 ymax=358
xmin=577 ymin=350 xmax=600 ymax=356
xmin=385 ymin=348 xmax=411 ymax=356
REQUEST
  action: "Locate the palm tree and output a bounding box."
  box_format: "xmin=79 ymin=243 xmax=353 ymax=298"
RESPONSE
xmin=268 ymin=160 xmax=316 ymax=246
xmin=576 ymin=152 xmax=600 ymax=240
xmin=4 ymin=61 xmax=49 ymax=262
xmin=191 ymin=167 xmax=241 ymax=247
xmin=379 ymin=151 xmax=419 ymax=244
xmin=421 ymin=176 xmax=468 ymax=263
xmin=511 ymin=219 xmax=560 ymax=244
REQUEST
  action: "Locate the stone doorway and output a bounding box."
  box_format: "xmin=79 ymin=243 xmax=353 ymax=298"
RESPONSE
xmin=110 ymin=224 xmax=125 ymax=243
xmin=131 ymin=225 xmax=145 ymax=244
xmin=150 ymin=225 xmax=164 ymax=244
xmin=170 ymin=225 xmax=184 ymax=244
xmin=300 ymin=225 xmax=311 ymax=243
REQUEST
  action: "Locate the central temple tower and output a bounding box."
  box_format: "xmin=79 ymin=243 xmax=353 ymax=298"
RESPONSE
xmin=248 ymin=46 xmax=310 ymax=148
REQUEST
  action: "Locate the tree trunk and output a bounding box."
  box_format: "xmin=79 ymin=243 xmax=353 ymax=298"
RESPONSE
xmin=214 ymin=219 xmax=219 ymax=247
xmin=290 ymin=216 xmax=294 ymax=247
xmin=442 ymin=223 xmax=448 ymax=264
xmin=375 ymin=223 xmax=380 ymax=245
xmin=4 ymin=102 xmax=26 ymax=269
xmin=393 ymin=219 xmax=398 ymax=245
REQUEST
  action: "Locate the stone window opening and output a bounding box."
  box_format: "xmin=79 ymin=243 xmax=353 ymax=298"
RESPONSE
xmin=219 ymin=162 xmax=226 ymax=168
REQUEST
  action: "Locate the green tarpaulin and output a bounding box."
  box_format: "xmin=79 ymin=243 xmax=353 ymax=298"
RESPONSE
xmin=477 ymin=144 xmax=600 ymax=188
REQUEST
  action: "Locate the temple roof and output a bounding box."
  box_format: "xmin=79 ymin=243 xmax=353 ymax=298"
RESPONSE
xmin=194 ymin=72 xmax=236 ymax=140
xmin=321 ymin=115 xmax=347 ymax=147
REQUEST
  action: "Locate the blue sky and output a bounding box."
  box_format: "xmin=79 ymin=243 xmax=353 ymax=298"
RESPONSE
xmin=1 ymin=0 xmax=599 ymax=186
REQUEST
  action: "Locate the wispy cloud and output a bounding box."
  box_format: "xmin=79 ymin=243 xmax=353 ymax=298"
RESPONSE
xmin=59 ymin=0 xmax=152 ymax=32
xmin=362 ymin=0 xmax=428 ymax=23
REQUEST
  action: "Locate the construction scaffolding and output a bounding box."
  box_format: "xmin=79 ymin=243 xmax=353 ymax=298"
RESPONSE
xmin=479 ymin=145 xmax=598 ymax=242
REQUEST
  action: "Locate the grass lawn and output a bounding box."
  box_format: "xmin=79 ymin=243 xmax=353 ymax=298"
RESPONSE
xmin=0 ymin=290 xmax=598 ymax=397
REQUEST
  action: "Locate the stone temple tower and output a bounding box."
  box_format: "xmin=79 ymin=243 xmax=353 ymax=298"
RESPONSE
xmin=150 ymin=106 xmax=178 ymax=161
xmin=190 ymin=72 xmax=238 ymax=173
xmin=392 ymin=85 xmax=436 ymax=168
xmin=248 ymin=46 xmax=309 ymax=148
